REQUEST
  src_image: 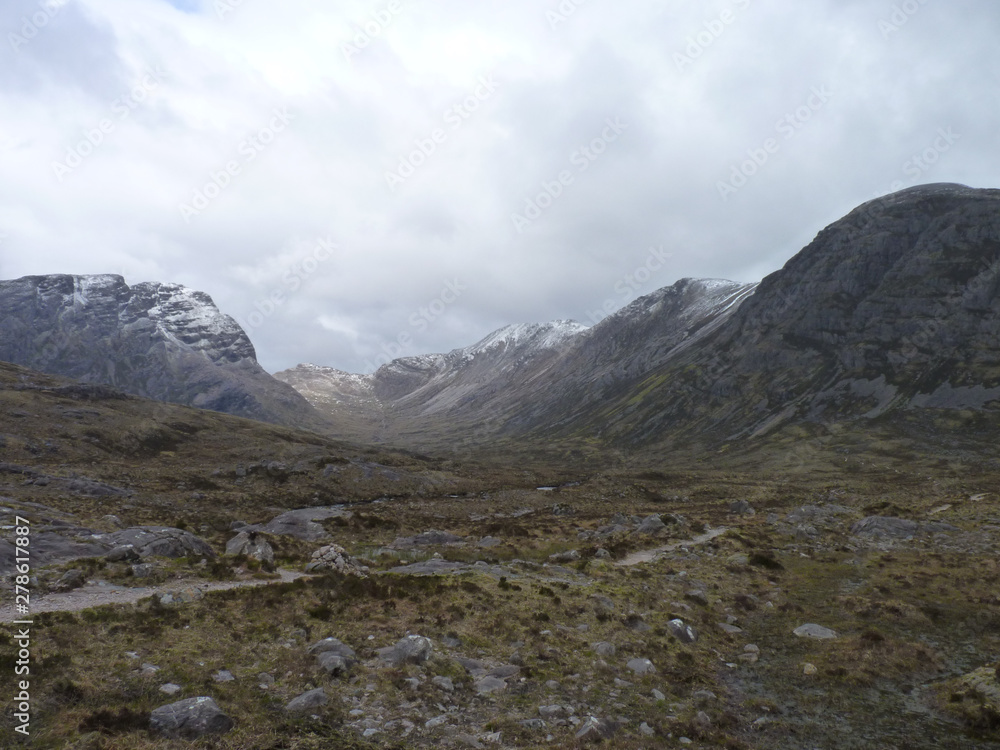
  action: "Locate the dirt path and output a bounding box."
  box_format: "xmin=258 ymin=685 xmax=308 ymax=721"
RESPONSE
xmin=0 ymin=568 xmax=309 ymax=622
xmin=616 ymin=526 xmax=729 ymax=566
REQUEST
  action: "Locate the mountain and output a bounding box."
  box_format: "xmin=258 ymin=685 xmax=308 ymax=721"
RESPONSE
xmin=0 ymin=274 xmax=329 ymax=430
xmin=276 ymin=280 xmax=757 ymax=448
xmin=280 ymin=183 xmax=1000 ymax=457
xmin=536 ymin=183 xmax=1000 ymax=452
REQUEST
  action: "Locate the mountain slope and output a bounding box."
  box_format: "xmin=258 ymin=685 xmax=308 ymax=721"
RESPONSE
xmin=277 ymin=280 xmax=757 ymax=448
xmin=553 ymin=183 xmax=1000 ymax=450
xmin=0 ymin=274 xmax=329 ymax=430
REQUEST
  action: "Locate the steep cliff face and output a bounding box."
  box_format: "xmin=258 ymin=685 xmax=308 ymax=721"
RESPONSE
xmin=576 ymin=183 xmax=1000 ymax=446
xmin=0 ymin=274 xmax=327 ymax=429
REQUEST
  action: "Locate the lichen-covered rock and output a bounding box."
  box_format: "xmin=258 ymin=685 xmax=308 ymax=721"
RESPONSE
xmin=224 ymin=531 xmax=274 ymax=564
xmin=104 ymin=527 xmax=215 ymax=560
xmin=378 ymin=635 xmax=433 ymax=666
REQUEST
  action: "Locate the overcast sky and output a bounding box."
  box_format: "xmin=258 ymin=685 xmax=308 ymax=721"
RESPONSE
xmin=1 ymin=0 xmax=998 ymax=373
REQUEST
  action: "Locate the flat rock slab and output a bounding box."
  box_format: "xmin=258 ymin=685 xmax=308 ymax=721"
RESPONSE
xmin=391 ymin=530 xmax=464 ymax=548
xmin=851 ymin=516 xmax=960 ymax=539
xmin=243 ymin=507 xmax=352 ymax=542
xmin=103 ymin=527 xmax=215 ymax=559
xmin=150 ymin=696 xmax=234 ymax=739
xmin=793 ymin=623 xmax=838 ymax=639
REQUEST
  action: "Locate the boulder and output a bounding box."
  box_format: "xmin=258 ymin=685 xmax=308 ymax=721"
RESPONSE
xmin=149 ymin=696 xmax=233 ymax=739
xmin=285 ymin=688 xmax=328 ymax=714
xmin=225 ymin=531 xmax=274 ymax=564
xmin=635 ymin=514 xmax=667 ymax=535
xmin=104 ymin=527 xmax=215 ymax=560
xmin=378 ymin=635 xmax=433 ymax=666
xmin=793 ymin=623 xmax=838 ymax=639
xmin=668 ymin=619 xmax=698 ymax=644
xmin=575 ymin=716 xmax=617 ymax=742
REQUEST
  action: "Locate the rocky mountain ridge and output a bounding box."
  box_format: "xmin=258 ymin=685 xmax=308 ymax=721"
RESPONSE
xmin=0 ymin=274 xmax=328 ymax=430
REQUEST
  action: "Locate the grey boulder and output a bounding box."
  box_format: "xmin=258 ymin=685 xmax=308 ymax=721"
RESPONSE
xmin=149 ymin=696 xmax=233 ymax=739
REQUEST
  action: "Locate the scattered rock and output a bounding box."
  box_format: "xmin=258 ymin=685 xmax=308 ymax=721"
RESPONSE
xmin=105 ymin=544 xmax=140 ymax=563
xmin=432 ymin=676 xmax=455 ymax=692
xmin=851 ymin=516 xmax=960 ymax=539
xmin=639 ymin=721 xmax=655 ymax=736
xmin=100 ymin=514 xmax=124 ymax=528
xmin=212 ymin=670 xmax=234 ymax=683
xmin=157 ymin=586 xmax=204 ymax=606
xmin=717 ymin=623 xmax=743 ymax=635
xmin=308 ymin=637 xmax=357 ymax=663
xmin=305 ymin=544 xmax=368 ymax=576
xmin=159 ymin=683 xmax=181 ymax=696
xmin=803 ymin=663 xmax=818 ymax=675
xmin=548 ymin=549 xmax=581 ymax=562
xmin=224 ymin=531 xmax=274 ymax=564
xmin=475 ymin=676 xmax=507 ymax=695
xmin=668 ymin=619 xmax=698 ymax=643
xmin=635 ymin=514 xmax=667 ymax=535
xmin=592 ymin=641 xmax=616 ymax=658
xmin=477 ymin=536 xmax=501 ymax=548
xmin=53 ymin=568 xmax=85 ymax=592
xmin=285 ymin=687 xmax=327 ymax=714
xmin=685 ymin=589 xmax=709 ymax=607
xmin=243 ymin=507 xmax=350 ymax=542
xmin=575 ymin=716 xmax=617 ymax=742
xmin=425 ymin=715 xmax=449 ymax=729
xmin=378 ymin=635 xmax=433 ymax=666
xmin=131 ymin=563 xmax=156 ymax=579
xmin=729 ymin=500 xmax=755 ymax=515
xmin=149 ymin=697 xmax=234 ymax=740
xmin=793 ymin=623 xmax=838 ymax=640
xmin=627 ymin=658 xmax=656 ymax=675
xmin=105 ymin=527 xmax=215 ymax=559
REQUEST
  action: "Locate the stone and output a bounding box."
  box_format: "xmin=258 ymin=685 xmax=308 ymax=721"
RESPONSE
xmin=803 ymin=663 xmax=818 ymax=675
xmin=131 ymin=563 xmax=155 ymax=579
xmin=539 ymin=705 xmax=572 ymax=719
xmin=487 ymin=665 xmax=520 ymax=679
xmin=729 ymin=500 xmax=755 ymax=515
xmin=149 ymin=697 xmax=234 ymax=739
xmin=668 ymin=619 xmax=698 ymax=643
xmin=305 ymin=544 xmax=368 ymax=576
xmin=285 ymin=688 xmax=328 ymax=714
xmin=627 ymin=658 xmax=656 ymax=675
xmin=575 ymin=716 xmax=616 ymax=742
xmin=635 ymin=514 xmax=667 ymax=535
xmin=104 ymin=527 xmax=215 ymax=560
xmin=308 ymin=637 xmax=357 ymax=663
xmin=212 ymin=670 xmax=235 ymax=683
xmin=548 ymin=549 xmax=581 ymax=562
xmin=591 ymin=641 xmax=616 ymax=658
xmin=53 ymin=568 xmax=85 ymax=592
xmin=652 ymin=689 xmax=666 ymax=701
xmin=793 ymin=623 xmax=838 ymax=639
xmin=477 ymin=536 xmax=501 ymax=548
xmin=639 ymin=721 xmax=655 ymax=736
xmin=316 ymin=653 xmax=350 ymax=677
xmin=475 ymin=676 xmax=507 ymax=695
xmin=258 ymin=672 xmax=275 ymax=688
xmin=101 ymin=514 xmax=124 ymax=528
xmin=425 ymin=715 xmax=449 ymax=729
xmin=157 ymin=586 xmax=204 ymax=606
xmin=693 ymin=710 xmax=712 ymax=729
xmin=159 ymin=683 xmax=181 ymax=696
xmin=243 ymin=507 xmax=351 ymax=542
xmin=224 ymin=531 xmax=274 ymax=564
xmin=717 ymin=623 xmax=743 ymax=635
xmin=378 ymin=635 xmax=433 ymax=666
xmin=590 ymin=594 xmax=615 ymax=616
xmin=105 ymin=544 xmax=140 ymax=562
xmin=684 ymin=589 xmax=709 ymax=607
xmin=693 ymin=690 xmax=717 ymax=706
xmin=432 ymin=676 xmax=455 ymax=692
xmin=520 ymin=718 xmax=546 ymax=730
xmin=594 ymin=548 xmax=610 ymax=559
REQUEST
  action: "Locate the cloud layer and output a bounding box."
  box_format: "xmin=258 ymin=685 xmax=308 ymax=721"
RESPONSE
xmin=2 ymin=0 xmax=998 ymax=372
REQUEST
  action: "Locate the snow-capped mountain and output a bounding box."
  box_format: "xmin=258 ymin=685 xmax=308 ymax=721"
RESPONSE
xmin=276 ymin=282 xmax=756 ymax=447
xmin=0 ymin=274 xmax=326 ymax=430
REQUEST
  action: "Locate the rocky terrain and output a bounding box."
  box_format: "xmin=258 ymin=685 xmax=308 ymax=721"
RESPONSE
xmin=1 ymin=358 xmax=999 ymax=749
xmin=0 ymin=274 xmax=328 ymax=431
xmin=1 ymin=184 xmax=999 ymax=748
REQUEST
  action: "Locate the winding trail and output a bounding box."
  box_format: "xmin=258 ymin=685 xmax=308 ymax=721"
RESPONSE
xmin=616 ymin=526 xmax=728 ymax=566
xmin=0 ymin=568 xmax=309 ymax=622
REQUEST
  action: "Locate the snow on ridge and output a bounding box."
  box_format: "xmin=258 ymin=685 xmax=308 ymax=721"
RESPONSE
xmin=461 ymin=320 xmax=587 ymax=357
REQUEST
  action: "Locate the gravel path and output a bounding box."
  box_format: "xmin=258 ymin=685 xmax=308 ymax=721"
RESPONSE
xmin=0 ymin=568 xmax=309 ymax=621
xmin=616 ymin=526 xmax=728 ymax=566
